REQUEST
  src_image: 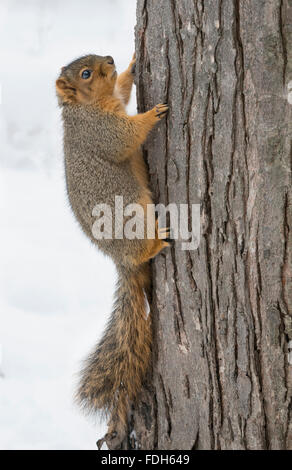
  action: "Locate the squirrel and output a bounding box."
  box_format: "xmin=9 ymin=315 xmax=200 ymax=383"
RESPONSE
xmin=56 ymin=53 xmax=171 ymax=442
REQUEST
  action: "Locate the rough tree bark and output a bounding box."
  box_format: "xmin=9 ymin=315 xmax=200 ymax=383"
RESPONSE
xmin=118 ymin=0 xmax=292 ymax=450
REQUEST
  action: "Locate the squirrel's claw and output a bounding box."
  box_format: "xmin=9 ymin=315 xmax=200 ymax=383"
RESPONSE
xmin=154 ymin=103 xmax=169 ymax=120
xmin=157 ymin=226 xmax=175 ymax=246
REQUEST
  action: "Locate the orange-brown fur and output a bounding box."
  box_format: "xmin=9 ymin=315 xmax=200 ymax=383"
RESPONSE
xmin=56 ymin=54 xmax=170 ymax=443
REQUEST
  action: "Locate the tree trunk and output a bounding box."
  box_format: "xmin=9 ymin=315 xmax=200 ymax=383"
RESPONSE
xmin=121 ymin=0 xmax=292 ymax=450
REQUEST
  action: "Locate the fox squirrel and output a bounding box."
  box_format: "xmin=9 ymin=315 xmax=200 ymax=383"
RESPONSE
xmin=56 ymin=53 xmax=170 ymax=443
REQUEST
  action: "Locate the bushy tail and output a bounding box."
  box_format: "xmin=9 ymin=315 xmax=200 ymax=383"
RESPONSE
xmin=76 ymin=263 xmax=151 ymax=430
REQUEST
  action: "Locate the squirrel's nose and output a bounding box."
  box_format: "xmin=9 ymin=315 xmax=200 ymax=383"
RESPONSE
xmin=106 ymin=56 xmax=114 ymax=65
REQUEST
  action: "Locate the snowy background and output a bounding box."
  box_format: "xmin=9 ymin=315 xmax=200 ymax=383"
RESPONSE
xmin=0 ymin=0 xmax=136 ymax=450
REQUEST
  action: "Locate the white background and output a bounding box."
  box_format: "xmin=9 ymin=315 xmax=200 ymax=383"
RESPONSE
xmin=0 ymin=0 xmax=136 ymax=450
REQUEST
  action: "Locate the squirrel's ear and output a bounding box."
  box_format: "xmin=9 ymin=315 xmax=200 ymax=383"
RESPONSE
xmin=56 ymin=78 xmax=76 ymax=104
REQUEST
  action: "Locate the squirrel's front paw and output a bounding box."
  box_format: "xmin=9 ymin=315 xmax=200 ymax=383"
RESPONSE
xmin=153 ymin=103 xmax=169 ymax=121
xmin=157 ymin=224 xmax=175 ymax=247
xmin=129 ymin=52 xmax=136 ymax=75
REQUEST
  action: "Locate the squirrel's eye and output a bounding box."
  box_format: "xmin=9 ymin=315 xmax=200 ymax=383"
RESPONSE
xmin=81 ymin=69 xmax=92 ymax=79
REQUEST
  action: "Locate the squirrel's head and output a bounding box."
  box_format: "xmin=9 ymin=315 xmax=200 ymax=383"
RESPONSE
xmin=56 ymin=54 xmax=117 ymax=105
